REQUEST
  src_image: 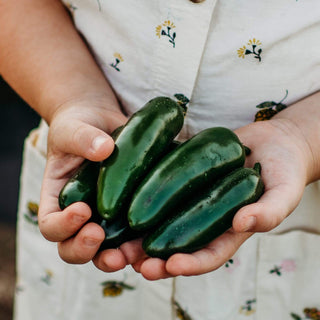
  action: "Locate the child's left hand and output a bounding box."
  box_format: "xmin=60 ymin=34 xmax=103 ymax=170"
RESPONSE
xmin=93 ymin=92 xmax=320 ymax=279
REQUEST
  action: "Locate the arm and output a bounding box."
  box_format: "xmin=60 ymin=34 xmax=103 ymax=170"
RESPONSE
xmin=0 ymin=0 xmax=127 ymax=265
xmin=0 ymin=0 xmax=120 ymax=123
xmin=233 ymin=92 xmax=320 ymax=232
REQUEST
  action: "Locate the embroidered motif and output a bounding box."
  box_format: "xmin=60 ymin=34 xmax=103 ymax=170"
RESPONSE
xmin=156 ymin=20 xmax=176 ymax=48
xmin=224 ymin=257 xmax=240 ymax=273
xmin=110 ymin=53 xmax=124 ymax=72
xmin=239 ymin=299 xmax=256 ymax=316
xmin=291 ymin=308 xmax=320 ymax=320
xmin=269 ymin=258 xmax=296 ymax=276
xmin=225 ymin=259 xmax=234 ymax=268
xmin=41 ymin=269 xmax=54 ymax=285
xmin=290 ymin=313 xmax=301 ymax=320
xmin=254 ymin=90 xmax=288 ymax=121
xmin=24 ymin=201 xmax=39 ymax=225
xmin=101 ymin=280 xmax=135 ymax=297
xmin=174 ymin=93 xmax=189 ymax=115
xmin=174 ymin=301 xmax=193 ymax=320
xmin=15 ymin=285 xmax=24 ymax=294
xmin=237 ymin=38 xmax=262 ymax=62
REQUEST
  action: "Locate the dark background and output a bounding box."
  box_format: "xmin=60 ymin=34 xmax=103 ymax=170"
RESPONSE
xmin=0 ymin=77 xmax=40 ymax=319
xmin=0 ymin=77 xmax=40 ymax=224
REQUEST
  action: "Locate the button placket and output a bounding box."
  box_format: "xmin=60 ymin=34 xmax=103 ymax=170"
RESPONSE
xmin=151 ymin=0 xmax=217 ymax=139
xmin=152 ymin=0 xmax=217 ymax=99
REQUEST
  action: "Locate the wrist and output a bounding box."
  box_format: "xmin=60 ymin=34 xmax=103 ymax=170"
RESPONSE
xmin=272 ymin=92 xmax=320 ymax=184
xmin=49 ymin=94 xmax=127 ymax=135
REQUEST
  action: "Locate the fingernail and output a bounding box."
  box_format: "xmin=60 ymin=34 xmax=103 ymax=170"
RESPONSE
xmin=243 ymin=216 xmax=256 ymax=232
xmin=92 ymin=136 xmax=108 ymax=152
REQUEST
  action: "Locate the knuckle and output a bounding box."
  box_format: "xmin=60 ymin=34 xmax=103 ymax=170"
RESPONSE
xmin=71 ymin=122 xmax=89 ymax=147
xmin=263 ymin=214 xmax=282 ymax=232
xmin=58 ymin=243 xmax=86 ymax=264
xmin=37 ymin=216 xmax=55 ymax=241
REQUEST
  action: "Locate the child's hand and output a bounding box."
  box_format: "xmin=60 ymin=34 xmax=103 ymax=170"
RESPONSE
xmin=138 ymin=119 xmax=311 ymax=279
xmin=103 ymin=118 xmax=312 ymax=279
xmin=37 ymin=99 xmax=128 ymax=266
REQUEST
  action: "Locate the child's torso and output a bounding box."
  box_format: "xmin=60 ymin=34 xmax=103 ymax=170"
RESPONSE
xmin=62 ymin=0 xmax=320 ymax=139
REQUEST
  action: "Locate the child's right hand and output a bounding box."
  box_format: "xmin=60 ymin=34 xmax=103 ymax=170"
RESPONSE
xmin=37 ymin=98 xmax=130 ymax=268
xmin=1 ymin=0 xmax=147 ymax=273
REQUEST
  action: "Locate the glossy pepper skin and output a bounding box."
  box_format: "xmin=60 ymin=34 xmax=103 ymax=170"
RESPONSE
xmin=142 ymin=164 xmax=264 ymax=260
xmin=58 ymin=125 xmax=124 ymax=210
xmin=128 ymin=127 xmax=246 ymax=231
xmin=97 ymin=96 xmax=185 ymax=221
xmin=98 ymin=216 xmax=140 ymax=251
xmin=58 ymin=126 xmax=138 ymax=250
xmin=97 ymin=140 xmax=181 ymax=250
xmin=96 ymin=140 xmax=181 ymax=250
xmin=58 ymin=159 xmax=100 ymax=210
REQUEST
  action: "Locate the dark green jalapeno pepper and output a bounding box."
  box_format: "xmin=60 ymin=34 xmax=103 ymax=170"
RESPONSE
xmin=128 ymin=127 xmax=246 ymax=231
xmin=58 ymin=125 xmax=124 ymax=210
xmin=97 ymin=96 xmax=185 ymax=221
xmin=96 ymin=139 xmax=180 ymax=250
xmin=58 ymin=123 xmax=182 ymax=250
xmin=142 ymin=163 xmax=264 ymax=260
xmin=97 ymin=216 xmax=140 ymax=251
xmin=58 ymin=126 xmax=139 ymax=250
xmin=58 ymin=159 xmax=100 ymax=210
xmin=58 ymin=161 xmax=138 ymax=250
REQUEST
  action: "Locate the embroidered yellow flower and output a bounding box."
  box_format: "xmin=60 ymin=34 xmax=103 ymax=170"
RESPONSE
xmin=155 ymin=20 xmax=177 ymax=47
xmin=237 ymin=38 xmax=263 ymax=62
xmin=239 ymin=308 xmax=256 ymax=316
xmin=237 ymin=46 xmax=246 ymax=59
xmin=41 ymin=269 xmax=54 ymax=285
xmin=239 ymin=299 xmax=256 ymax=316
xmin=45 ymin=269 xmax=54 ymax=278
xmin=174 ymin=301 xmax=192 ymax=320
xmin=27 ymin=201 xmax=39 ymax=216
xmin=162 ymin=20 xmax=176 ymax=29
xmin=110 ymin=52 xmax=124 ymax=71
xmin=24 ymin=201 xmax=39 ymax=225
xmin=113 ymin=52 xmax=124 ymax=62
xmin=247 ymin=38 xmax=262 ymax=46
xmin=254 ymin=90 xmax=288 ymax=122
xmin=155 ymin=25 xmax=162 ymax=38
xmin=101 ymin=281 xmax=135 ymax=297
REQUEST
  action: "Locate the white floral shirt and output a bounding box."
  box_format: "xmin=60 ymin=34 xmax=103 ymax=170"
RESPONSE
xmin=15 ymin=1 xmax=320 ymax=319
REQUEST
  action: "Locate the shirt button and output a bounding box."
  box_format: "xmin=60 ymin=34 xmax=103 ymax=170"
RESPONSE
xmin=189 ymin=0 xmax=205 ymax=3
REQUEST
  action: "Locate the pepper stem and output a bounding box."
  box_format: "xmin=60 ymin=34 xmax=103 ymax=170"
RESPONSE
xmin=253 ymin=162 xmax=262 ymax=174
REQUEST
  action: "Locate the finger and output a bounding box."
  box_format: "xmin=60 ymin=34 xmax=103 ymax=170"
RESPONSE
xmin=233 ymin=182 xmax=303 ymax=233
xmin=38 ymin=202 xmax=92 ymax=242
xmin=51 ymin=119 xmax=115 ymax=162
xmin=165 ymin=230 xmax=252 ymax=277
xmin=58 ymin=222 xmax=105 ymax=264
xmin=93 ymin=249 xmax=128 ymax=272
xmin=131 ymin=258 xmax=147 ymax=273
xmin=119 ymin=238 xmax=147 ymax=264
xmin=92 ymin=239 xmax=147 ymax=273
xmin=38 ymin=159 xmax=86 ymax=241
xmin=139 ymin=258 xmax=172 ymax=280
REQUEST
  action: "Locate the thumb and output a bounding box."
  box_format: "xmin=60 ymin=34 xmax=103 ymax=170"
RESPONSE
xmin=232 ymin=182 xmax=303 ymax=233
xmin=49 ymin=119 xmax=115 ymax=161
